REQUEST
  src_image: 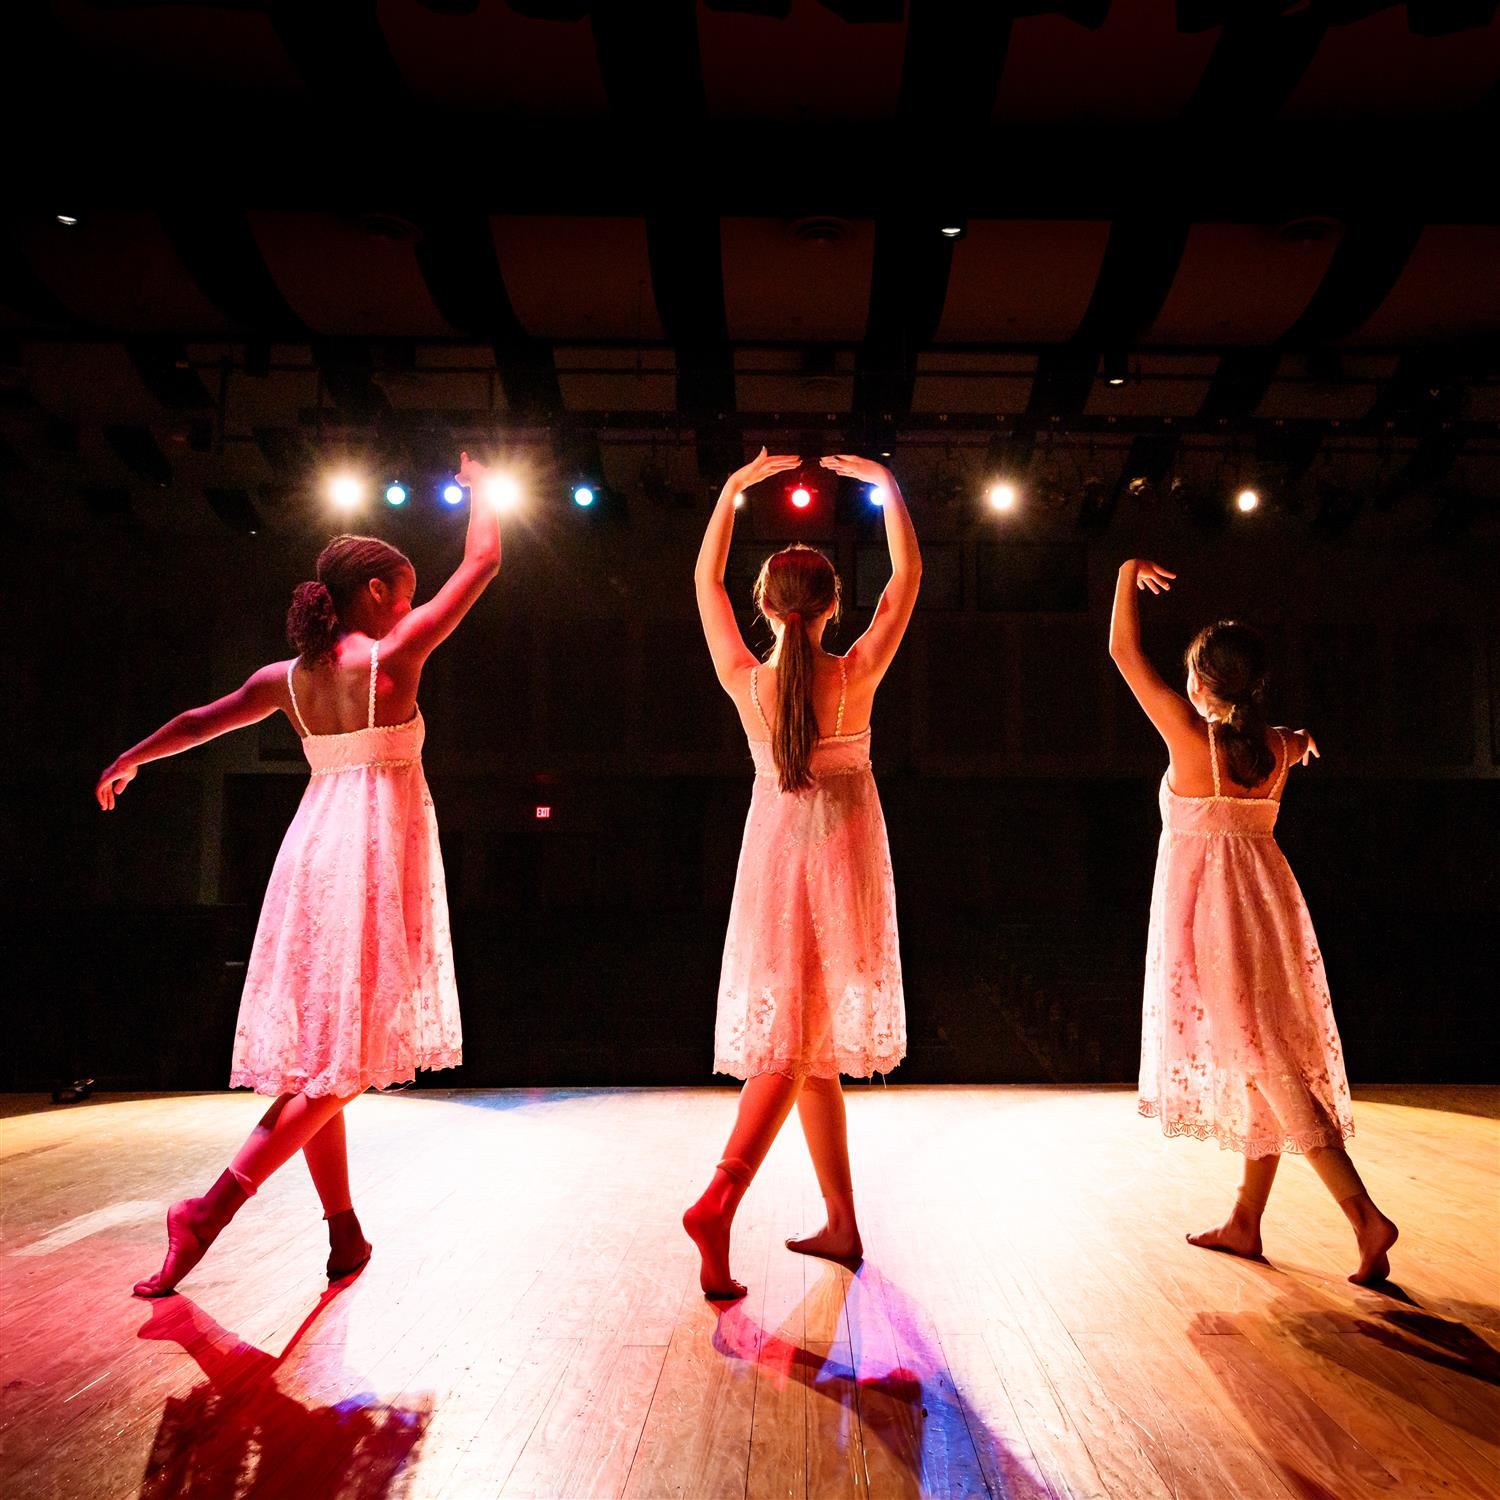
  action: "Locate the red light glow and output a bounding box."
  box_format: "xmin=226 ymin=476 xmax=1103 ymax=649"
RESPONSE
xmin=791 ymin=486 xmax=812 ymax=509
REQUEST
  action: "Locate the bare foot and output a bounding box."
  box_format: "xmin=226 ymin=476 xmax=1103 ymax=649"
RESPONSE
xmin=1349 ymin=1210 xmax=1399 ymax=1286
xmin=785 ymin=1225 xmax=863 ymax=1266
xmin=1186 ymin=1214 xmax=1263 ymax=1261
xmin=326 ymin=1209 xmax=373 ymax=1281
xmin=683 ymin=1199 xmax=746 ymax=1301
xmin=133 ymin=1198 xmax=215 ymax=1299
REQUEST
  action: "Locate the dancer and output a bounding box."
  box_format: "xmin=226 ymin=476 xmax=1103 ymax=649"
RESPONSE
xmin=97 ymin=452 xmax=502 ymax=1297
xmin=683 ymin=449 xmax=919 ymax=1300
xmin=1109 ymin=558 xmax=1398 ymax=1284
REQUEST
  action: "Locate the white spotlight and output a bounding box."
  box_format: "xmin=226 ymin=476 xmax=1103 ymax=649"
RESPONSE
xmin=329 ymin=474 xmax=364 ymax=510
xmin=868 ymin=485 xmax=887 ymax=507
xmin=442 ymin=483 xmax=464 ymax=506
xmin=1236 ymin=488 xmax=1260 ymax=513
xmin=987 ymin=482 xmax=1018 ymax=512
xmin=733 ymin=492 xmax=745 ymax=509
xmin=56 ymin=214 xmax=79 ymax=227
xmin=484 ymin=473 xmax=521 ymax=512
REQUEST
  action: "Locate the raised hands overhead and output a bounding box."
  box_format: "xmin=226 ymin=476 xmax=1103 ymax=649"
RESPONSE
xmin=728 ymin=446 xmax=802 ymax=497
xmin=1109 ymin=558 xmax=1196 ymax=747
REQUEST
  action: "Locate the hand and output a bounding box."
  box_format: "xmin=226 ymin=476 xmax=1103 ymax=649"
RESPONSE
xmin=96 ymin=759 xmax=137 ymax=811
xmin=819 ymin=454 xmax=891 ymax=487
xmin=727 ymin=446 xmax=800 ymax=495
xmin=454 ymin=450 xmax=488 ymax=490
xmin=1295 ymin=730 xmax=1320 ymax=766
xmin=1126 ymin=559 xmax=1176 ymax=595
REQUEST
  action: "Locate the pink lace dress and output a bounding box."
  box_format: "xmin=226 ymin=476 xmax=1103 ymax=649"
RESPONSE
xmin=1139 ymin=722 xmax=1354 ymax=1157
xmin=228 ymin=644 xmax=462 ymax=1097
xmin=713 ymin=659 xmax=906 ymax=1080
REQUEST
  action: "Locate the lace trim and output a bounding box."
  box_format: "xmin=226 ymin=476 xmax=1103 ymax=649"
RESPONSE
xmin=308 ymin=757 xmax=420 ymax=777
xmin=1138 ymin=1098 xmax=1355 ymax=1158
xmin=754 ymin=763 xmax=869 ymax=781
xmin=713 ymin=1047 xmax=905 ymax=1083
xmin=1164 ymin=827 xmax=1274 ymax=840
xmin=229 ymin=1047 xmax=463 ymax=1098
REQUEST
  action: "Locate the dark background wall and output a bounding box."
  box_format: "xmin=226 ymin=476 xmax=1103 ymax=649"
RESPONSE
xmin=4 ymin=502 xmax=1496 ymax=1091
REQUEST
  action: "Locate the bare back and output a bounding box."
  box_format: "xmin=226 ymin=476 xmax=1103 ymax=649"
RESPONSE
xmin=730 ymin=651 xmax=873 ymax=742
xmin=1166 ymin=721 xmax=1294 ymax=801
xmin=285 ymin=636 xmax=420 ymax=737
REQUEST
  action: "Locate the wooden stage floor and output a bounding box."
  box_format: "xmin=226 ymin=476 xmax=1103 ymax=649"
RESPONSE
xmin=1 ymin=1085 xmax=1496 ymax=1500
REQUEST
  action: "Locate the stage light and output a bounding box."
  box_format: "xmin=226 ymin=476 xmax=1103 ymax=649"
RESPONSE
xmin=56 ymin=214 xmax=78 ymax=227
xmin=1101 ymin=352 xmax=1129 ymax=387
xmin=329 ymin=474 xmax=364 ymax=510
xmin=938 ymin=219 xmax=967 ymax=240
xmin=442 ymin=482 xmax=464 ymax=506
xmin=940 ymin=225 xmax=963 ymax=238
xmin=1236 ymin=488 xmax=1260 ymax=513
xmin=483 ymin=473 xmax=521 ymax=512
xmin=572 ymin=484 xmax=595 ymax=508
xmin=987 ymin=482 xmax=1018 ymax=512
xmin=733 ymin=492 xmax=745 ymax=509
xmin=868 ymin=485 xmax=887 ymax=507
xmin=791 ymin=485 xmax=812 ymax=509
xmin=385 ymin=482 xmax=408 ymax=507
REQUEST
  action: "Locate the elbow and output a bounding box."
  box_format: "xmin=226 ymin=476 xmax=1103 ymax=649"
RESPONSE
xmin=473 ymin=548 xmax=501 ymax=579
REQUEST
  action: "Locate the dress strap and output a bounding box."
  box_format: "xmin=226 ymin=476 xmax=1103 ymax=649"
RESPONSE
xmin=1207 ymin=719 xmax=1222 ymax=797
xmin=834 ymin=656 xmax=847 ymax=737
xmin=1269 ymin=726 xmax=1290 ymax=798
xmin=749 ymin=667 xmax=772 ymax=736
xmin=367 ymin=642 xmax=380 ymax=730
xmin=285 ymin=660 xmax=310 ymax=738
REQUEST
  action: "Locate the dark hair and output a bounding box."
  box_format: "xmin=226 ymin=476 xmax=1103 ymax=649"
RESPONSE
xmin=753 ymin=544 xmax=842 ymax=794
xmin=1185 ymin=620 xmax=1276 ymax=790
xmin=286 ymin=534 xmax=412 ymax=666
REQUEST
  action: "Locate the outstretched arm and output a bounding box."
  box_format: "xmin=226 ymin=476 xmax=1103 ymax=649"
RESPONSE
xmin=1108 ymin=558 xmax=1196 ymax=746
xmin=380 ymin=450 xmax=502 ymax=664
xmin=820 ymin=455 xmax=920 ymax=682
xmin=95 ymin=661 xmax=287 ymax=809
xmin=694 ymin=447 xmax=800 ymax=689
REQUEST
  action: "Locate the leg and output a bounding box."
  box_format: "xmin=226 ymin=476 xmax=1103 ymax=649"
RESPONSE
xmin=1187 ymin=1153 xmax=1278 ymax=1260
xmin=683 ymin=1072 xmax=802 ymax=1299
xmin=134 ymin=1090 xmax=356 ymax=1298
xmin=786 ymin=1073 xmax=862 ymax=1264
xmin=1306 ymin=1147 xmax=1399 ymax=1285
xmin=302 ymin=1110 xmax=373 ymax=1280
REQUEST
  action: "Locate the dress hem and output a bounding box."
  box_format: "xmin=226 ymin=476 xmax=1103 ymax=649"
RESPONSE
xmin=1137 ymin=1097 xmax=1355 ymax=1158
xmin=712 ymin=1052 xmax=905 ymax=1083
xmin=228 ymin=1049 xmax=463 ymax=1099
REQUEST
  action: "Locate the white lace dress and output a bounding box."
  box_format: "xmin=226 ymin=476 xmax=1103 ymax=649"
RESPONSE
xmin=228 ymin=644 xmax=462 ymax=1097
xmin=713 ymin=661 xmax=906 ymax=1080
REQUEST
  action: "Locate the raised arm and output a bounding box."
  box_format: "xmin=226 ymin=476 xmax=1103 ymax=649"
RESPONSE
xmin=95 ymin=661 xmax=288 ymax=809
xmin=380 ymin=450 xmax=502 ymax=665
xmin=1108 ymin=558 xmax=1197 ymax=746
xmin=819 ymin=455 xmax=921 ymax=682
xmin=694 ymin=447 xmax=800 ymax=689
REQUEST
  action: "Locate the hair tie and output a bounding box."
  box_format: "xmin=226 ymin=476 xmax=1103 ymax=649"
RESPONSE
xmin=785 ymin=610 xmax=800 ymax=625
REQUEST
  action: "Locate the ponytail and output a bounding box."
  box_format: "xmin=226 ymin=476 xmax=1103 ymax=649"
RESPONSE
xmin=752 ymin=545 xmax=842 ymax=795
xmin=1186 ymin=619 xmax=1277 ymax=790
xmin=1216 ymin=695 xmax=1276 ymax=790
xmin=286 ymin=580 xmax=339 ymax=665
xmin=772 ymin=611 xmax=818 ymax=794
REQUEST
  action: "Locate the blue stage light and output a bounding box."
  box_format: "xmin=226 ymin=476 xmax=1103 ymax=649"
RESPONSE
xmin=442 ymin=483 xmax=464 ymax=506
xmin=572 ymin=484 xmax=595 ymax=508
xmin=385 ymin=482 xmax=408 ymax=507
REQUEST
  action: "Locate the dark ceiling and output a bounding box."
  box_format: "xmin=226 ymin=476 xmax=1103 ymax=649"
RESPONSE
xmin=3 ymin=1 xmax=1498 ymax=539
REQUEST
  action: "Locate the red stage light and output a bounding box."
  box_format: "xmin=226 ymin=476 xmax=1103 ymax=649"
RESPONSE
xmin=791 ymin=485 xmax=812 ymax=509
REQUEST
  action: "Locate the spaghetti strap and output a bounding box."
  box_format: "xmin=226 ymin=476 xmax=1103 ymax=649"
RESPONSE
xmin=1207 ymin=720 xmax=1222 ymax=797
xmin=749 ymin=667 xmax=772 ymax=736
xmin=367 ymin=643 xmax=380 ymax=729
xmin=1270 ymin=726 xmax=1290 ymax=798
xmin=286 ymin=661 xmax=310 ymax=738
